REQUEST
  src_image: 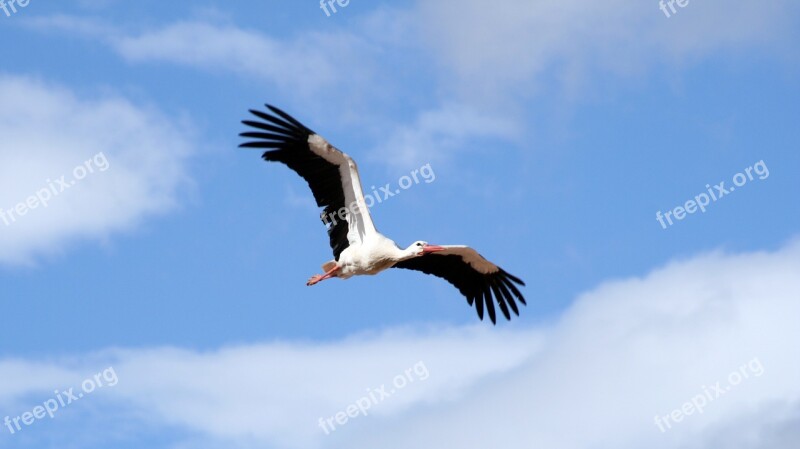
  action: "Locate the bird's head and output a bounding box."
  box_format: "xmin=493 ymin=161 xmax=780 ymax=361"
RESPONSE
xmin=408 ymin=241 xmax=445 ymax=257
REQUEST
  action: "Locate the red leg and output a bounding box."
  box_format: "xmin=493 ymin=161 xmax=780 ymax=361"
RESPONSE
xmin=307 ymin=265 xmax=340 ymax=286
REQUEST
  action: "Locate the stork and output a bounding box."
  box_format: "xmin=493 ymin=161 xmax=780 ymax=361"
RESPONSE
xmin=240 ymin=105 xmax=527 ymax=323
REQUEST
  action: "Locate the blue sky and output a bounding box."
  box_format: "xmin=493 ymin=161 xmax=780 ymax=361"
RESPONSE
xmin=1 ymin=1 xmax=799 ymax=448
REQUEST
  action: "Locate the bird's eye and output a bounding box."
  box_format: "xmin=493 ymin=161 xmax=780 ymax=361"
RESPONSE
xmin=417 ymin=242 xmax=423 ymax=247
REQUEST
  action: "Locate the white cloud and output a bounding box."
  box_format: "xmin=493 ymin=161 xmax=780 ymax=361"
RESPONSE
xmin=23 ymin=15 xmax=403 ymax=123
xmin=110 ymin=20 xmax=380 ymax=105
xmin=1 ymin=240 xmax=799 ymax=448
xmin=0 ymin=327 xmax=542 ymax=448
xmin=347 ymin=241 xmax=800 ymax=449
xmin=22 ymin=14 xmax=116 ymax=38
xmin=113 ymin=22 xmax=327 ymax=87
xmin=0 ymin=74 xmax=194 ymax=266
xmin=414 ymin=0 xmax=800 ymax=101
xmin=370 ymin=104 xmax=522 ymax=168
xmin=373 ymin=0 xmax=798 ymax=166
xmin=29 ymin=1 xmax=799 ymax=107
xmin=20 ymin=3 xmax=800 ymax=170
xmin=28 ymin=3 xmax=798 ymax=174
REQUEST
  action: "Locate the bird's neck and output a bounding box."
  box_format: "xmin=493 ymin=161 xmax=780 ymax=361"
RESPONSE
xmin=392 ymin=246 xmax=418 ymax=263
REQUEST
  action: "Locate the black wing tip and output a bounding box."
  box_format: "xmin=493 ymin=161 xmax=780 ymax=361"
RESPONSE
xmin=474 ymin=270 xmax=527 ymax=324
xmin=265 ymin=104 xmax=314 ymax=133
xmin=393 ymin=254 xmax=524 ymax=325
xmin=490 ymin=284 xmax=511 ymax=322
xmin=265 ymin=103 xmax=289 ymax=116
xmin=240 ymin=105 xmax=314 ymax=151
xmin=501 ymin=269 xmax=525 ymax=286
xmin=242 ymin=104 xmax=313 ymax=136
xmin=479 ymin=312 xmax=499 ymax=325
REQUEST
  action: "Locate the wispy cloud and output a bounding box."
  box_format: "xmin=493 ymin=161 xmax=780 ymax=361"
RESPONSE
xmin=113 ymin=21 xmax=350 ymax=96
xmin=23 ymin=14 xmax=394 ymax=118
xmin=22 ymin=14 xmax=116 ymax=38
xmin=0 ymin=74 xmax=195 ymax=266
xmin=415 ymin=0 xmax=800 ymax=101
xmin=370 ymin=104 xmax=521 ymax=168
xmin=24 ymin=2 xmax=798 ymax=173
xmin=0 ymin=327 xmax=542 ymax=448
xmin=1 ymin=240 xmax=799 ymax=448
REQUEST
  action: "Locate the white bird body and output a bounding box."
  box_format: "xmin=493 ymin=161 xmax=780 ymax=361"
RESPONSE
xmin=333 ymin=234 xmax=408 ymax=278
xmin=241 ymin=105 xmax=527 ymax=323
xmin=306 ymin=133 xmax=410 ymax=278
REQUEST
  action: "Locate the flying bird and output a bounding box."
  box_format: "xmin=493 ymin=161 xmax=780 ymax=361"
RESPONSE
xmin=240 ymin=105 xmax=526 ymax=323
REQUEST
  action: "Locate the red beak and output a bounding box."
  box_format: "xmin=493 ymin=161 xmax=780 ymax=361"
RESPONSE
xmin=422 ymin=244 xmax=445 ymax=254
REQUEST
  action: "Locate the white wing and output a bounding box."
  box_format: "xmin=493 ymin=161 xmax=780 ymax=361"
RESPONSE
xmin=308 ymin=134 xmax=377 ymax=246
xmin=240 ymin=104 xmax=377 ymax=259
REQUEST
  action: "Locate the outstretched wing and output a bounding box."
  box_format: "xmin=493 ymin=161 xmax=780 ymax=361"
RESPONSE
xmin=240 ymin=104 xmax=377 ymax=260
xmin=393 ymin=246 xmax=526 ymax=324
